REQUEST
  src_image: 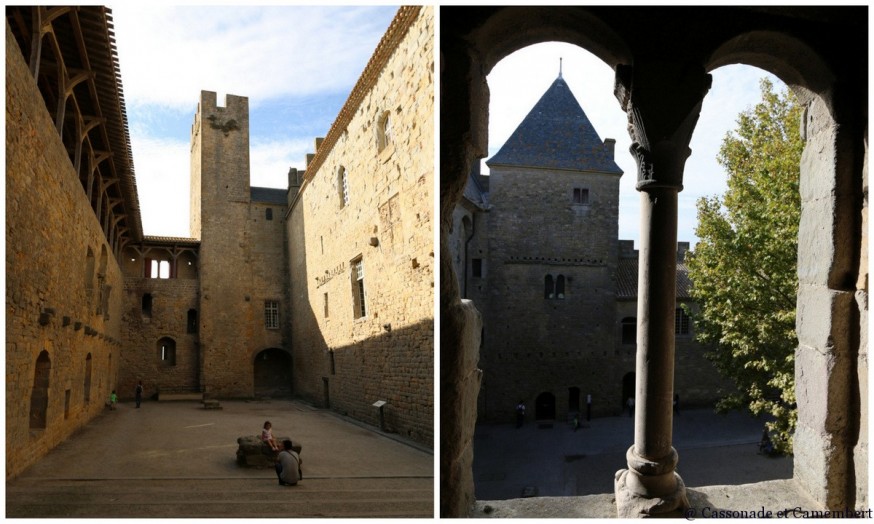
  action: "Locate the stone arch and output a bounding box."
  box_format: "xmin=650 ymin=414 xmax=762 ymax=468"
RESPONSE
xmin=704 ymin=31 xmax=864 ymax=509
xmin=253 ymin=348 xmax=292 ymax=398
xmin=30 ymin=350 xmax=51 ymax=430
xmin=441 ymin=7 xmax=866 ymax=516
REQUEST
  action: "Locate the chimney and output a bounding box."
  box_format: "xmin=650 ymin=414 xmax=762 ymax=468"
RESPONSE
xmin=604 ymin=138 xmax=616 ymax=159
xmin=677 ymin=242 xmax=690 ymax=262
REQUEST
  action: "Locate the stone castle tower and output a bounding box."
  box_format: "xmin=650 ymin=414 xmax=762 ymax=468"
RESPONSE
xmin=453 ymin=71 xmax=728 ymax=423
xmin=189 ymin=92 xmax=290 ymax=398
xmin=480 ymin=72 xmax=624 ymax=421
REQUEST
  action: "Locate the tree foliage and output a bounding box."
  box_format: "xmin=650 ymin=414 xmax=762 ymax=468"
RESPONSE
xmin=686 ymin=78 xmax=802 ymax=454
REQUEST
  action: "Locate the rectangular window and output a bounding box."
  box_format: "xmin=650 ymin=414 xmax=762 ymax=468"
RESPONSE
xmin=265 ymin=300 xmax=280 ymax=329
xmin=266 ymin=208 xmax=273 ymax=220
xmin=572 ymin=187 xmax=589 ymax=205
xmin=352 ymin=259 xmax=367 ymax=319
xmin=323 ymin=292 xmax=329 ymax=318
xmin=675 ymin=308 xmax=690 ymax=335
xmin=472 ymin=258 xmax=483 ymax=278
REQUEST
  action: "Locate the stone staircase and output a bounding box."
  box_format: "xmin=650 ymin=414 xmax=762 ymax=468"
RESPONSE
xmin=6 ymin=476 xmax=434 ymax=518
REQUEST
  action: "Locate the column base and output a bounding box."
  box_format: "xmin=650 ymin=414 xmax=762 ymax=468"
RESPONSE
xmin=614 ymin=468 xmax=689 ymax=518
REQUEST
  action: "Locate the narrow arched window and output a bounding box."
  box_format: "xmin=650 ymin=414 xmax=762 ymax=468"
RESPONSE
xmin=544 ymin=275 xmax=555 ymax=299
xmin=377 ymin=111 xmax=393 ymax=152
xmin=556 ymin=275 xmax=566 ymax=299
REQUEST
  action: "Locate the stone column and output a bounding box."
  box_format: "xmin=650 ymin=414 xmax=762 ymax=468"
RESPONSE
xmin=612 ymin=62 xmax=711 ymax=518
xmin=439 ymin=40 xmax=488 ymax=517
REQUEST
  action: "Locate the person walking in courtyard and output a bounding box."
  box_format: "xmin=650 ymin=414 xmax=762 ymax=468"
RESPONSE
xmin=109 ymin=390 xmax=118 ymax=410
xmin=626 ymin=396 xmax=634 ymax=417
xmin=262 ymin=421 xmax=280 ymax=451
xmin=515 ymin=400 xmax=526 ymax=428
xmin=135 ymin=381 xmax=144 ymax=408
xmin=275 ymin=439 xmax=302 ymax=486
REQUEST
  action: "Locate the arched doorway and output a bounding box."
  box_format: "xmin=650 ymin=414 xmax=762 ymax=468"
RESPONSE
xmin=535 ymin=391 xmax=556 ymax=420
xmin=30 ymin=351 xmax=51 ymax=430
xmin=253 ymin=348 xmax=292 ymax=398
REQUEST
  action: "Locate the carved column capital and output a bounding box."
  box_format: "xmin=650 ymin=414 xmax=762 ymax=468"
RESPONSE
xmin=614 ymin=62 xmax=712 ymax=191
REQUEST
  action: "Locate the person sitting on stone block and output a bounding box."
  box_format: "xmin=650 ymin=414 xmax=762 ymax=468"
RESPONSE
xmin=261 ymin=420 xmax=280 ymax=451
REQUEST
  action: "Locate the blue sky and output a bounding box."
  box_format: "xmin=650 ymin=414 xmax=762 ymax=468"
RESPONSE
xmin=484 ymin=42 xmax=782 ymax=249
xmin=110 ymin=5 xmax=399 ymax=237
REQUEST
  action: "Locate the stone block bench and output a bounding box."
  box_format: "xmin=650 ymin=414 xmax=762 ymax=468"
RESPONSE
xmin=236 ymin=435 xmax=302 ymax=468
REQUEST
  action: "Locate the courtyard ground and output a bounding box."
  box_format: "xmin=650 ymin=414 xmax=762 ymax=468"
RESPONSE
xmin=6 ymin=398 xmax=433 ymax=518
xmin=473 ymin=407 xmax=792 ymax=500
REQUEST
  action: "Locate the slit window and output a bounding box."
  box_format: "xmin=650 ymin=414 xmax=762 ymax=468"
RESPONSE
xmin=472 ymin=258 xmax=483 ymax=278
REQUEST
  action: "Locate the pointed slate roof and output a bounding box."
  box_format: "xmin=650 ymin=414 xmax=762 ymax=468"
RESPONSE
xmin=487 ymin=74 xmax=623 ymax=175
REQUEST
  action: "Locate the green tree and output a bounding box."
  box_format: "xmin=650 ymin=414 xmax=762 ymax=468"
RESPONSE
xmin=686 ymin=78 xmax=802 ymax=454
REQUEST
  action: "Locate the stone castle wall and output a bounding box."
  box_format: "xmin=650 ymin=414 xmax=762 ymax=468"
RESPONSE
xmin=287 ymin=6 xmax=434 ymax=445
xmin=118 ymin=271 xmax=200 ymax=400
xmin=6 ymin=23 xmax=124 ymax=478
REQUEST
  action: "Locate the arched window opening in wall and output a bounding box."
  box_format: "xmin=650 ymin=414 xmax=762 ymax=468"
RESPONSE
xmin=30 ymin=350 xmax=51 ymax=430
xmin=442 ymin=8 xmax=863 ymax=518
xmin=187 ymin=309 xmax=198 ymax=334
xmin=84 ymin=353 xmax=92 ymax=402
xmin=253 ymin=348 xmax=292 ymax=398
xmin=265 ymin=207 xmax=273 ymax=220
xmin=555 ymin=275 xmax=566 ymax=299
xmin=377 ymin=110 xmax=393 ymax=152
xmin=544 ymin=274 xmax=554 ymax=299
xmin=157 ymin=337 xmax=176 ymax=366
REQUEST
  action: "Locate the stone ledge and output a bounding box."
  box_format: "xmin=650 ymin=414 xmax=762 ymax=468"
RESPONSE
xmin=471 ymin=479 xmax=824 ymax=518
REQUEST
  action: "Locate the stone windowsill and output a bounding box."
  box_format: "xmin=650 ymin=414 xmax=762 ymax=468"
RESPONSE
xmin=471 ymin=479 xmax=826 ymax=518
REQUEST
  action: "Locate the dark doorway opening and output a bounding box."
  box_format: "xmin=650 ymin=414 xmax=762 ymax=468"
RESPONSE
xmin=254 ymin=348 xmax=292 ymax=398
xmin=568 ymin=387 xmax=580 ymax=414
xmin=535 ymin=391 xmax=556 ymax=420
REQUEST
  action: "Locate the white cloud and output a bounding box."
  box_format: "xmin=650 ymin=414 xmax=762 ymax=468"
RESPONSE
xmin=111 ymin=5 xmax=398 ymax=112
xmin=250 ymin=137 xmax=314 ymax=189
xmin=130 ymin=134 xmax=191 ymax=238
